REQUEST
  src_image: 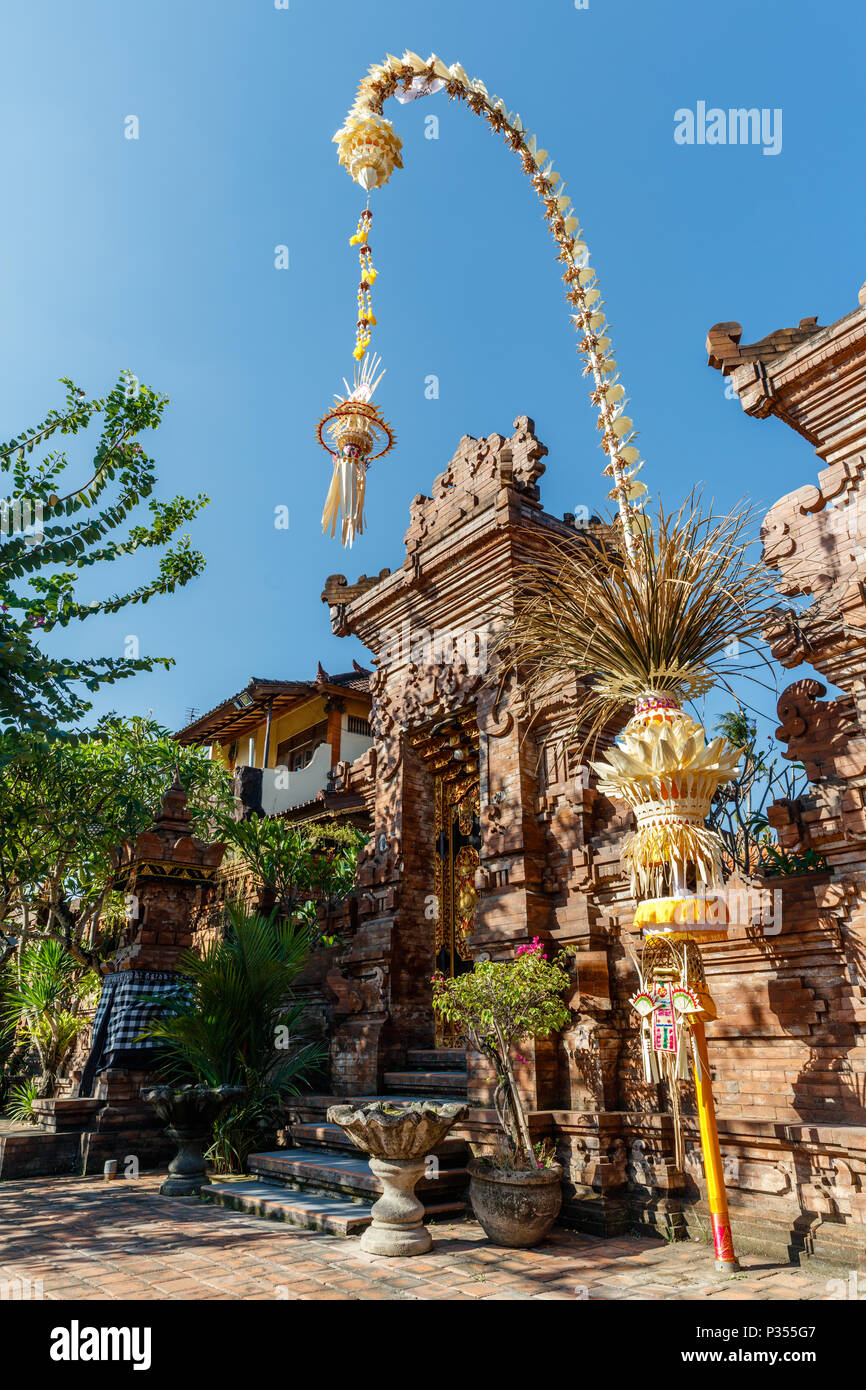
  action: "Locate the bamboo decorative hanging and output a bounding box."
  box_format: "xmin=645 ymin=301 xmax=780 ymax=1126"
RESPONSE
xmin=321 ymin=50 xmax=648 ymax=554
xmin=317 ymin=133 xmax=397 ymax=547
xmin=591 ymin=697 xmax=742 ymax=899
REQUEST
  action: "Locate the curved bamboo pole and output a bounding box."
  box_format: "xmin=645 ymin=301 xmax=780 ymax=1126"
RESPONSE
xmin=332 ymin=51 xmax=643 ymax=558
xmin=333 ymin=52 xmax=739 ymax=1270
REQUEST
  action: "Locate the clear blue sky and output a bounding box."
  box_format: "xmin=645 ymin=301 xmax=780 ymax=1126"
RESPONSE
xmin=2 ymin=0 xmax=862 ymax=735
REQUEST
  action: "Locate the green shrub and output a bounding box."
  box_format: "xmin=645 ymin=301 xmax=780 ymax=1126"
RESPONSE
xmin=5 ymin=1077 xmax=41 ymax=1126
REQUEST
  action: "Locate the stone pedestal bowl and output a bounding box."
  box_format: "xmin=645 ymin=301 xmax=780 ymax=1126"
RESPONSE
xmin=141 ymin=1084 xmax=246 ymax=1196
xmin=327 ymin=1100 xmax=468 ymax=1256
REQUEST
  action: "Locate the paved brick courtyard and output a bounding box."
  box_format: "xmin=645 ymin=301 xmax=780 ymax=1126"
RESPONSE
xmin=0 ymin=1172 xmax=842 ymax=1301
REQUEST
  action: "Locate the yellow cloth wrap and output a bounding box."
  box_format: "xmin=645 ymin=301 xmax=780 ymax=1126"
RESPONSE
xmin=634 ymin=897 xmax=715 ymax=926
xmin=635 ymin=898 xmax=729 ymax=945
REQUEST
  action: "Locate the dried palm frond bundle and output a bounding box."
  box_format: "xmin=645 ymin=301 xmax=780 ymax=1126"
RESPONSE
xmin=502 ymin=491 xmax=775 ymax=757
xmin=503 ymin=491 xmax=774 ymax=912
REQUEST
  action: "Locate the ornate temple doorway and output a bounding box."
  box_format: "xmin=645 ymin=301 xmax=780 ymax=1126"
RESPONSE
xmin=410 ymin=709 xmax=480 ymax=1047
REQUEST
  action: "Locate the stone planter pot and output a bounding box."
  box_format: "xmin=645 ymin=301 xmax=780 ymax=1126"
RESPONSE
xmin=327 ymin=1100 xmax=468 ymax=1256
xmin=141 ymin=1084 xmax=246 ymax=1197
xmin=468 ymin=1158 xmax=563 ymax=1247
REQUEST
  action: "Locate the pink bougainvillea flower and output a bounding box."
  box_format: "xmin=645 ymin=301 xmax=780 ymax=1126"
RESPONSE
xmin=516 ymin=936 xmax=547 ymax=958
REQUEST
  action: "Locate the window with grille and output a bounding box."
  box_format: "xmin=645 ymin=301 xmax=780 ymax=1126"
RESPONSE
xmin=347 ymin=714 xmax=370 ymax=736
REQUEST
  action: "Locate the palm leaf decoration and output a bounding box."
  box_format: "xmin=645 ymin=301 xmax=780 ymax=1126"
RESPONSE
xmin=501 ymin=492 xmax=776 ymax=755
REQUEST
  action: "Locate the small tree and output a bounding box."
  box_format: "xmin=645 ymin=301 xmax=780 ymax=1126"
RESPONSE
xmin=708 ymin=710 xmax=813 ymax=876
xmin=215 ymin=814 xmax=367 ymax=945
xmin=432 ymin=939 xmax=571 ymax=1170
xmin=0 ymin=716 xmax=232 ymax=970
xmin=1 ymin=939 xmax=98 ymax=1108
xmin=0 ymin=374 xmax=207 ymax=742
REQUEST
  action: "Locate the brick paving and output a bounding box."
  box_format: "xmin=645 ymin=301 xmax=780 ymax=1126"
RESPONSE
xmin=0 ymin=1172 xmax=839 ymax=1301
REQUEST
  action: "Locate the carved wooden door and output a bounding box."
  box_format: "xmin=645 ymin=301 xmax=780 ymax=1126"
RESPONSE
xmin=433 ymin=777 xmax=480 ymax=1046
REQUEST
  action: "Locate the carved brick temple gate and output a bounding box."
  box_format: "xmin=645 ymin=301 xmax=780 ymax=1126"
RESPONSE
xmin=321 ymin=419 xmax=574 ymax=1097
xmin=309 ymin=380 xmax=866 ymax=1266
xmin=11 ymin=310 xmax=866 ymax=1269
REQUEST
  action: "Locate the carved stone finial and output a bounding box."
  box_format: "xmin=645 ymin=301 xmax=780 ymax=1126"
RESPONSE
xmin=152 ymin=775 xmax=190 ymax=834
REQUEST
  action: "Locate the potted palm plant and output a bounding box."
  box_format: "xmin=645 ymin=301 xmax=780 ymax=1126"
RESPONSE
xmin=432 ymin=939 xmax=571 ymax=1247
xmin=140 ymin=904 xmax=326 ymax=1181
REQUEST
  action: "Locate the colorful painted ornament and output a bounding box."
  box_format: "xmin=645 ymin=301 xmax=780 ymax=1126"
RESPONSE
xmin=671 ymin=985 xmax=702 ymax=1015
xmin=629 ymin=987 xmax=658 ymax=1017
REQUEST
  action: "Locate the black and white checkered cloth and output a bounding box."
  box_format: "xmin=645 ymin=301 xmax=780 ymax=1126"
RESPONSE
xmin=79 ymin=970 xmax=190 ymax=1096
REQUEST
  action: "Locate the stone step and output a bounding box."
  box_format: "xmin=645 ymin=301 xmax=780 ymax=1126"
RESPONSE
xmin=248 ymin=1148 xmax=468 ymax=1207
xmin=383 ymin=1070 xmax=467 ymax=1097
xmin=289 ymin=1122 xmax=362 ymax=1153
xmin=205 ymin=1181 xmax=373 ymax=1236
xmin=289 ymin=1121 xmax=466 ymax=1159
xmin=406 ymin=1049 xmax=466 ymax=1070
xmin=31 ymin=1098 xmax=105 ymax=1134
xmin=205 ymin=1180 xmax=465 ymax=1237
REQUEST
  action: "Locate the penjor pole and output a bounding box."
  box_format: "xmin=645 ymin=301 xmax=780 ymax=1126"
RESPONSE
xmin=323 ymin=49 xmax=759 ymax=1269
xmin=691 ymin=1016 xmax=738 ymax=1270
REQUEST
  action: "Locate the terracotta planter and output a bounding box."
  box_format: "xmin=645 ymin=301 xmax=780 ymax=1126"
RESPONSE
xmin=468 ymin=1158 xmax=563 ymax=1247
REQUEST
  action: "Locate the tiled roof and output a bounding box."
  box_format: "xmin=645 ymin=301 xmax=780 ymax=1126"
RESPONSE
xmin=175 ymin=664 xmax=372 ymax=744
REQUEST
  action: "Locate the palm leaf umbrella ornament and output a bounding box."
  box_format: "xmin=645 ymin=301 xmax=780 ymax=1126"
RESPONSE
xmin=318 ymin=353 xmax=394 ymax=547
xmin=321 ymin=50 xmax=777 ymax=1268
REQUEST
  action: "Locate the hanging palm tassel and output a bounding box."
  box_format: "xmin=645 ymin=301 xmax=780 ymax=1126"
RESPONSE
xmin=317 ymin=353 xmax=394 ymax=548
xmin=316 ymin=190 xmax=394 ymax=546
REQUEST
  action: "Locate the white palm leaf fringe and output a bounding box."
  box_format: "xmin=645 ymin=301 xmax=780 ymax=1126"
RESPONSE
xmin=499 ymin=490 xmax=777 ymax=757
xmin=321 ymin=455 xmax=367 ymax=547
xmin=623 ymin=822 xmax=724 ymax=900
